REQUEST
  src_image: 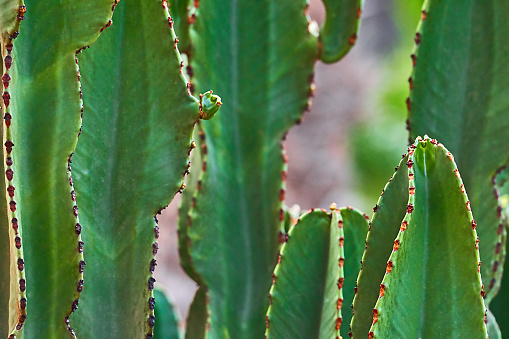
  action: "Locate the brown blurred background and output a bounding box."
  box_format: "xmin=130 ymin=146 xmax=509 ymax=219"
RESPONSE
xmin=154 ymin=0 xmax=424 ymax=326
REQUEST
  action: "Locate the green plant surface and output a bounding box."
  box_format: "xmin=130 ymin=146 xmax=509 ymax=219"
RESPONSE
xmin=319 ymin=0 xmax=362 ymax=63
xmin=70 ymin=0 xmax=219 ymax=337
xmin=370 ymin=138 xmax=486 ymax=338
xmin=487 ymin=200 xmax=508 ymax=337
xmin=182 ymin=1 xmax=360 ymax=337
xmin=0 ymin=2 xmax=24 ymax=337
xmin=177 ymin=125 xmax=204 ymax=285
xmin=168 ymin=0 xmax=193 ymax=53
xmin=3 ymin=0 xmax=113 ymax=337
xmin=153 ymin=289 xmax=180 ymax=339
xmin=338 ymin=206 xmax=369 ymax=339
xmin=350 ymin=156 xmax=409 ymax=337
xmin=408 ymin=0 xmax=509 ymax=303
xmin=184 ymin=1 xmax=318 ymax=337
xmin=0 ymin=0 xmax=22 ymax=39
xmin=185 ymin=286 xmax=208 ymax=339
xmin=265 ymin=209 xmax=340 ymax=339
xmin=486 ymin=308 xmax=502 ymax=339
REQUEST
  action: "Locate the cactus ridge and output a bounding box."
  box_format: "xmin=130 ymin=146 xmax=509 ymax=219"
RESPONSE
xmin=265 ymin=208 xmax=341 ymax=338
xmin=408 ymin=0 xmax=509 ymax=304
xmin=369 ymin=137 xmax=487 ymax=338
xmin=318 ymin=0 xmax=363 ymax=63
xmin=1 ymin=3 xmax=26 ymax=337
xmin=350 ymin=155 xmax=410 ymax=337
xmin=338 ymin=206 xmax=369 ymax=338
xmin=184 ymin=286 xmax=209 ymax=339
xmin=70 ymin=0 xmax=212 ymax=336
xmin=183 ymin=0 xmax=325 ymax=336
xmin=178 ymin=122 xmax=207 ymax=286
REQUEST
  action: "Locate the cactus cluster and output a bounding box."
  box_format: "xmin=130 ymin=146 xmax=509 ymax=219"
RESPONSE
xmin=0 ymin=0 xmax=508 ymax=338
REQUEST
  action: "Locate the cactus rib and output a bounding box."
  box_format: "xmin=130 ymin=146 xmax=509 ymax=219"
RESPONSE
xmin=408 ymin=0 xmax=509 ymax=303
xmin=0 ymin=2 xmax=26 ymax=337
xmin=370 ymin=137 xmax=486 ymax=338
xmin=318 ymin=0 xmax=363 ymax=63
xmin=70 ymin=0 xmax=219 ymax=336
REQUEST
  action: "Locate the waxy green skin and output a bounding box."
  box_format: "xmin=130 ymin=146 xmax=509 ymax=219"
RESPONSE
xmin=265 ymin=210 xmax=340 ymax=339
xmin=153 ymin=289 xmax=180 ymax=339
xmin=70 ymin=0 xmax=213 ymax=337
xmin=0 ymin=1 xmax=24 ymax=336
xmin=408 ymin=0 xmax=509 ymax=304
xmin=339 ymin=207 xmax=369 ymax=339
xmin=179 ymin=0 xmax=360 ymax=337
xmin=185 ymin=286 xmax=208 ymax=339
xmin=371 ymin=139 xmax=486 ymax=338
xmin=265 ymin=207 xmax=369 ymax=339
xmin=350 ymin=156 xmax=409 ymax=337
xmin=2 ymin=0 xmax=114 ymax=337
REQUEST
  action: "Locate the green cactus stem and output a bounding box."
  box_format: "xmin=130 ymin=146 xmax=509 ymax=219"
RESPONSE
xmin=70 ymin=0 xmax=218 ymax=337
xmin=370 ymin=137 xmax=486 ymax=338
xmin=179 ymin=0 xmax=361 ymax=337
xmin=408 ymin=0 xmax=509 ymax=304
xmin=350 ymin=155 xmax=409 ymax=337
xmin=265 ymin=208 xmax=341 ymax=339
xmin=185 ymin=286 xmax=208 ymax=339
xmin=1 ymin=0 xmax=114 ymax=336
xmin=168 ymin=0 xmax=195 ymax=54
xmin=153 ymin=288 xmax=180 ymax=339
xmin=338 ymin=206 xmax=369 ymax=339
xmin=0 ymin=1 xmax=25 ymax=337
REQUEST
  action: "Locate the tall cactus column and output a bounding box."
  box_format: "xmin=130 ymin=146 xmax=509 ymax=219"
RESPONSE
xmin=178 ymin=0 xmax=361 ymax=337
xmin=408 ymin=0 xmax=509 ymax=308
xmin=70 ymin=0 xmax=220 ymax=337
xmin=1 ymin=0 xmax=114 ymax=337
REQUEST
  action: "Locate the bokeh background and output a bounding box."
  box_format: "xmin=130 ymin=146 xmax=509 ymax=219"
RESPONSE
xmin=155 ymin=0 xmax=424 ymax=326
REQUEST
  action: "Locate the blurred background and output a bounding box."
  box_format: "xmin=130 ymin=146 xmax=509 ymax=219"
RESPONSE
xmin=155 ymin=0 xmax=424 ymax=326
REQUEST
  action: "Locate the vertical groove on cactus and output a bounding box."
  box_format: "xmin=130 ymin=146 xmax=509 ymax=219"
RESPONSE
xmin=408 ymin=0 xmax=509 ymax=304
xmin=0 ymin=3 xmax=26 ymax=337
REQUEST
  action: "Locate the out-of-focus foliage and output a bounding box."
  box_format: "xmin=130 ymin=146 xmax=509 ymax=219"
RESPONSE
xmin=349 ymin=0 xmax=424 ymax=211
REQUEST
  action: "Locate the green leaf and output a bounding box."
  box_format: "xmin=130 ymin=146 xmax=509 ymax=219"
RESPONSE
xmin=185 ymin=286 xmax=208 ymax=339
xmin=153 ymin=289 xmax=180 ymax=339
xmin=371 ymin=138 xmax=487 ymax=338
xmin=339 ymin=206 xmax=369 ymax=338
xmin=265 ymin=209 xmax=340 ymax=339
xmin=408 ymin=0 xmax=509 ymax=302
xmin=319 ymin=0 xmax=362 ymax=63
xmin=350 ymin=156 xmax=409 ymax=337
xmin=71 ymin=0 xmax=201 ymax=337
xmin=187 ymin=1 xmax=318 ymax=337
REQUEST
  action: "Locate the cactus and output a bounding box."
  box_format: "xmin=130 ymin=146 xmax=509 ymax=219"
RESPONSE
xmin=177 ymin=1 xmax=361 ymax=337
xmin=0 ymin=0 xmax=219 ymax=337
xmin=0 ymin=0 xmax=508 ymax=338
